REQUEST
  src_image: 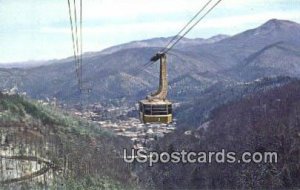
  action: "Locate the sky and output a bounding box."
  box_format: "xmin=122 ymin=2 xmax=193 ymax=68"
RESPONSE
xmin=0 ymin=0 xmax=300 ymax=63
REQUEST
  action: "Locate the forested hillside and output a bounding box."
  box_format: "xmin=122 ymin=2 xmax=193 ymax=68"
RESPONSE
xmin=0 ymin=93 xmax=135 ymax=189
xmin=141 ymin=80 xmax=300 ymax=189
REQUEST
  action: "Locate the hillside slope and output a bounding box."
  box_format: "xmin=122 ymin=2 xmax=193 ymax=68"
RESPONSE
xmin=175 ymin=76 xmax=294 ymax=128
xmin=140 ymin=80 xmax=300 ymax=189
xmin=0 ymin=93 xmax=134 ymax=189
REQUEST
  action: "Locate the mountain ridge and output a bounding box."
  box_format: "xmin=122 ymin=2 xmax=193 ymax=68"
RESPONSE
xmin=0 ymin=19 xmax=299 ymax=106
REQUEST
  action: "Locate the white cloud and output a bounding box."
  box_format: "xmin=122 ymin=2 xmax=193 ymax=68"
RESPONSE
xmin=81 ymin=0 xmax=208 ymax=19
xmin=199 ymin=10 xmax=300 ymax=29
xmin=1 ymin=0 xmax=300 ymax=63
xmin=42 ymin=10 xmax=300 ymax=36
xmin=41 ymin=21 xmax=182 ymax=34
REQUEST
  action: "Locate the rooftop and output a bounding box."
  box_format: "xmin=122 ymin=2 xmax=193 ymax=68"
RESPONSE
xmin=139 ymin=99 xmax=172 ymax=105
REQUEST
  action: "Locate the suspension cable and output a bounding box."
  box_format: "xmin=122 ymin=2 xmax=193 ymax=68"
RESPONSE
xmin=73 ymin=0 xmax=81 ymax=85
xmin=67 ymin=0 xmax=87 ymax=107
xmin=161 ymin=0 xmax=213 ymax=53
xmin=131 ymin=0 xmax=223 ymax=77
xmin=67 ymin=0 xmax=78 ymax=74
xmin=164 ymin=0 xmax=223 ymax=54
xmin=80 ymin=0 xmax=83 ymax=91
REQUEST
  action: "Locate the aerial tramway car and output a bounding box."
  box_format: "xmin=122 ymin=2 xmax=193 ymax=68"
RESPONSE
xmin=139 ymin=53 xmax=172 ymax=124
xmin=66 ymin=0 xmax=222 ymax=124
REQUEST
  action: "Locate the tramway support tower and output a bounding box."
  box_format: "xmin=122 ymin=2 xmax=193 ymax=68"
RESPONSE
xmin=139 ymin=53 xmax=172 ymax=124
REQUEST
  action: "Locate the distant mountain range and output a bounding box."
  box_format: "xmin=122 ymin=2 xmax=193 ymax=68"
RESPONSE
xmin=99 ymin=34 xmax=229 ymax=55
xmin=0 ymin=19 xmax=300 ymax=107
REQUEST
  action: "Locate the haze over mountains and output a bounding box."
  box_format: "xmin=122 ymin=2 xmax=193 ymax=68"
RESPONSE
xmin=99 ymin=34 xmax=229 ymax=55
xmin=0 ymin=19 xmax=300 ymax=107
